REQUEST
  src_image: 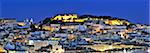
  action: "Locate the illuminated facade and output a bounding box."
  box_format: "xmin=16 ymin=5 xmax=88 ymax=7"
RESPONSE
xmin=17 ymin=22 xmax=25 ymax=26
xmin=104 ymin=20 xmax=130 ymax=25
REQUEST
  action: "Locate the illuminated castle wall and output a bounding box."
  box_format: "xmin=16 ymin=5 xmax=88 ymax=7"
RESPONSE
xmin=51 ymin=14 xmax=84 ymax=22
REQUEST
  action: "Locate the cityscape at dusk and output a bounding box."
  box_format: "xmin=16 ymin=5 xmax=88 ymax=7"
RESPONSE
xmin=0 ymin=0 xmax=150 ymax=53
xmin=1 ymin=0 xmax=149 ymax=24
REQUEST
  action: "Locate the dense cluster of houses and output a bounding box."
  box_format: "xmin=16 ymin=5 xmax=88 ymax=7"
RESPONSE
xmin=0 ymin=14 xmax=150 ymax=53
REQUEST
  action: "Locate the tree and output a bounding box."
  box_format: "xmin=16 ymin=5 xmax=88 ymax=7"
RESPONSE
xmin=30 ymin=24 xmax=36 ymax=31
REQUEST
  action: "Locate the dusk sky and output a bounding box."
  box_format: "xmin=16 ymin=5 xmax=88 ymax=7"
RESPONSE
xmin=0 ymin=0 xmax=149 ymax=24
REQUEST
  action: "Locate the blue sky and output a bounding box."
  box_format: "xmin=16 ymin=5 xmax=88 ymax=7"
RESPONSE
xmin=1 ymin=0 xmax=149 ymax=24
